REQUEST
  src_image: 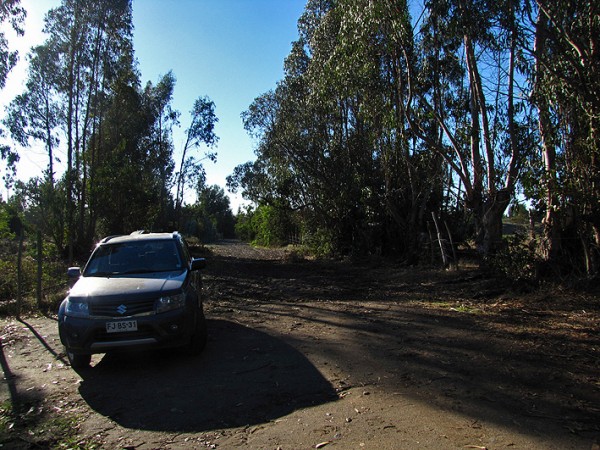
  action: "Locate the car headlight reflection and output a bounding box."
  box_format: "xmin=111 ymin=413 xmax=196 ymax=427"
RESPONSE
xmin=65 ymin=298 xmax=90 ymax=318
xmin=155 ymin=293 xmax=185 ymax=314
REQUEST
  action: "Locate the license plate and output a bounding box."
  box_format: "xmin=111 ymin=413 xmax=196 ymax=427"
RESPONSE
xmin=106 ymin=320 xmax=137 ymax=333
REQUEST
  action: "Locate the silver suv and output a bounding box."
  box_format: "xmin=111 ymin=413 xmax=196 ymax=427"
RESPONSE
xmin=58 ymin=231 xmax=207 ymax=368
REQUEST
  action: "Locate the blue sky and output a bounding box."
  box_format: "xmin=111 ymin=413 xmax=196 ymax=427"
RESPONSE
xmin=1 ymin=0 xmax=307 ymax=209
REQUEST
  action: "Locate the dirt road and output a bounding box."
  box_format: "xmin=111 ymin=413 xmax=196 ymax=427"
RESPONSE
xmin=1 ymin=241 xmax=599 ymax=449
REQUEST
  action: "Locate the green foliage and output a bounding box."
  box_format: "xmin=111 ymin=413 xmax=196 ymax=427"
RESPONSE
xmin=181 ymin=184 xmax=235 ymax=243
xmin=0 ymin=205 xmax=12 ymax=238
xmin=486 ymin=233 xmax=540 ymax=283
xmin=2 ymin=1 xmax=221 ymax=258
xmin=0 ymin=0 xmax=25 ymax=89
xmin=300 ymin=226 xmax=334 ymax=258
xmin=230 ymin=0 xmax=599 ymax=276
xmin=234 ymin=207 xmax=256 ymax=243
xmin=236 ymin=0 xmax=446 ymax=258
xmin=175 ymin=95 xmax=219 ymax=214
xmin=197 ymin=184 xmax=235 ymax=239
xmin=249 ymin=205 xmax=287 ymax=247
xmin=506 ymin=202 xmax=530 ymax=224
xmin=234 ymin=205 xmax=290 ymax=248
xmin=11 ymin=178 xmax=65 ymax=251
xmin=0 ymin=257 xmax=16 ymax=308
xmin=0 ymin=0 xmax=597 ymax=280
xmin=0 ymin=234 xmax=68 ymax=314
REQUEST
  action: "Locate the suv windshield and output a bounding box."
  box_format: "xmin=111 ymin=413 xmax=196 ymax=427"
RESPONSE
xmin=83 ymin=240 xmax=183 ymax=276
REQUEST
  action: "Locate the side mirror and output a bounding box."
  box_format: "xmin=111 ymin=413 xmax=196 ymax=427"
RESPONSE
xmin=191 ymin=258 xmax=206 ymax=271
xmin=67 ymin=267 xmax=82 ymax=278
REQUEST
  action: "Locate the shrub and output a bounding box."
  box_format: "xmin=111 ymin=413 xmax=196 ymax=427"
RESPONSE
xmin=486 ymin=232 xmax=540 ymax=283
xmin=0 ymin=236 xmax=68 ymax=316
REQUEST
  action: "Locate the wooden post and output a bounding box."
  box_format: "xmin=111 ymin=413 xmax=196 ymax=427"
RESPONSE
xmin=16 ymin=230 xmax=23 ymax=319
xmin=444 ymin=220 xmax=458 ymax=270
xmin=427 ymin=221 xmax=435 ymax=265
xmin=37 ymin=230 xmax=43 ymax=309
xmin=431 ymin=212 xmax=448 ymax=268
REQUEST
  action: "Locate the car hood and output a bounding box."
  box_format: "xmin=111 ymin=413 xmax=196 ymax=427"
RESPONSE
xmin=68 ymin=271 xmax=186 ymax=300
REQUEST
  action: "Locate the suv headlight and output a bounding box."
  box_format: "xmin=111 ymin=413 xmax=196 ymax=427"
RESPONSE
xmin=65 ymin=298 xmax=89 ymax=318
xmin=155 ymin=293 xmax=185 ymax=314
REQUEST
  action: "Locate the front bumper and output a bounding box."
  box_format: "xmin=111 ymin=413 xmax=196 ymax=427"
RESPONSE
xmin=58 ymin=307 xmax=195 ymax=355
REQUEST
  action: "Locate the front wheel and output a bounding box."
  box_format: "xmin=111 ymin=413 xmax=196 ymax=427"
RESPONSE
xmin=186 ymin=310 xmax=207 ymax=355
xmin=65 ymin=347 xmax=91 ymax=369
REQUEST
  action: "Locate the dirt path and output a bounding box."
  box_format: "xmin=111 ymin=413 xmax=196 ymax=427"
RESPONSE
xmin=1 ymin=241 xmax=599 ymax=449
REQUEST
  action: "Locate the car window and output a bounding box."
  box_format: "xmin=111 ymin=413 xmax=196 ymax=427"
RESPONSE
xmin=179 ymin=238 xmax=192 ymax=265
xmin=84 ymin=240 xmax=183 ymax=276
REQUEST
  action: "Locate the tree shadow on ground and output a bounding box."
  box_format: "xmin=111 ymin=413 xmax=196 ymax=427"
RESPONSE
xmin=203 ymin=251 xmax=600 ymax=445
xmin=0 ymin=319 xmax=61 ymax=444
xmin=77 ymin=319 xmax=337 ymax=432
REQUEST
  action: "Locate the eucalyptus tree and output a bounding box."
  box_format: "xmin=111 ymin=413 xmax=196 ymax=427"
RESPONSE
xmin=2 ymin=4 xmax=65 ymax=251
xmin=39 ymin=0 xmax=134 ymax=258
xmin=229 ymin=90 xmax=283 ymax=207
xmin=4 ymin=45 xmax=60 ymax=185
xmin=301 ymin=0 xmax=380 ymax=254
xmin=245 ymin=0 xmax=394 ymax=254
xmin=529 ymin=0 xmax=600 ymax=274
xmin=85 ymin=52 xmax=152 ymax=235
xmin=141 ymin=71 xmax=179 ymax=229
xmin=196 ymin=184 xmax=235 ymax=240
xmin=236 ymin=0 xmax=440 ymax=257
xmin=234 ymin=1 xmax=334 ymax=248
xmin=175 ymin=96 xmax=218 ymax=222
xmin=329 ymin=0 xmax=452 ymax=259
xmin=3 ymin=45 xmax=65 ymax=250
xmin=0 ymin=0 xmax=25 ymax=89
xmin=235 ymin=0 xmax=410 ymax=255
xmin=403 ymin=0 xmax=534 ymax=255
xmin=0 ymin=0 xmax=26 ymax=186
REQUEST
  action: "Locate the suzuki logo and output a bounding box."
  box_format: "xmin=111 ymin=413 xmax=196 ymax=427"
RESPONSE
xmin=117 ymin=304 xmax=127 ymax=315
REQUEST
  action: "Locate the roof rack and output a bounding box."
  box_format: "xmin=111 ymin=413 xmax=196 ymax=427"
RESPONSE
xmin=100 ymin=235 xmax=123 ymax=243
xmin=130 ymin=230 xmax=149 ymax=235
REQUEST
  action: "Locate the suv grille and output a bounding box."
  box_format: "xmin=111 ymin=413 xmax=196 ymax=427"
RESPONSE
xmin=90 ymin=298 xmax=155 ymax=318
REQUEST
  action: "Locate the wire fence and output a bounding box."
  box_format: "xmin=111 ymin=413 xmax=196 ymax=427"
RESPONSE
xmin=0 ymin=233 xmax=69 ymax=316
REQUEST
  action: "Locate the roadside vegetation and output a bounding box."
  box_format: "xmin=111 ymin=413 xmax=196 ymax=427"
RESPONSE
xmin=0 ymin=0 xmax=598 ymax=281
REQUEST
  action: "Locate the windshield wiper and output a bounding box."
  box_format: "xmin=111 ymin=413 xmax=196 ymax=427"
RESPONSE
xmin=86 ymin=271 xmax=120 ymax=277
xmin=119 ymin=269 xmax=158 ymax=275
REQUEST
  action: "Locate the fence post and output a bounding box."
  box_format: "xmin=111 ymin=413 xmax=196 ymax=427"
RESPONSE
xmin=427 ymin=221 xmax=435 ymax=265
xmin=16 ymin=230 xmax=23 ymax=319
xmin=37 ymin=230 xmax=43 ymax=309
xmin=444 ymin=220 xmax=458 ymax=269
xmin=431 ymin=212 xmax=449 ymax=268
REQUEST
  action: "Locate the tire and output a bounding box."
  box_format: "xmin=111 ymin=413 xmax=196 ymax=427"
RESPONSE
xmin=65 ymin=347 xmax=91 ymax=369
xmin=186 ymin=309 xmax=208 ymax=355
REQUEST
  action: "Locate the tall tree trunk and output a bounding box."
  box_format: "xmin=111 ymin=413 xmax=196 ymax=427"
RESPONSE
xmin=481 ymin=189 xmax=511 ymax=255
xmin=44 ymin=92 xmax=54 ymax=187
xmin=463 ymin=33 xmax=487 ymax=251
xmin=534 ymin=8 xmax=561 ymax=261
xmin=66 ymin=41 xmax=75 ymax=263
